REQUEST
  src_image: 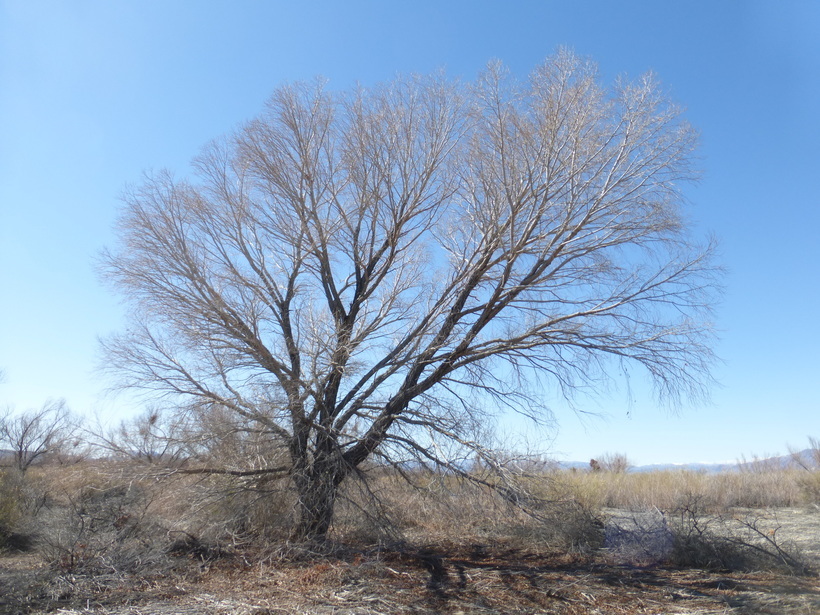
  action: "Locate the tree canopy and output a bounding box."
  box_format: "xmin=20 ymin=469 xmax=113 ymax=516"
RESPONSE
xmin=102 ymin=51 xmax=719 ymax=539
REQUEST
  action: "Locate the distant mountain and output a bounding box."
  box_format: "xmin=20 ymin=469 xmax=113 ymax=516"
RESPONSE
xmin=788 ymin=448 xmax=820 ymax=469
xmin=553 ymin=458 xmax=741 ymax=473
xmin=556 ymin=448 xmax=819 ymax=473
xmin=631 ymin=461 xmax=740 ymax=473
xmin=735 ymin=448 xmax=820 ymax=471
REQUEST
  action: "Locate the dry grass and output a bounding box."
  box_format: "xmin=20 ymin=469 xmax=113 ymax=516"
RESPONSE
xmin=550 ymin=466 xmax=814 ymax=511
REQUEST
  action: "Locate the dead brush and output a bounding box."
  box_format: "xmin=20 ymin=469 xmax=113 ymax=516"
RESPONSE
xmin=666 ymin=499 xmax=813 ymax=575
xmin=0 ymin=467 xmax=50 ymax=552
xmin=36 ymin=475 xmax=171 ymax=576
xmin=334 ymin=468 xmax=605 ymax=556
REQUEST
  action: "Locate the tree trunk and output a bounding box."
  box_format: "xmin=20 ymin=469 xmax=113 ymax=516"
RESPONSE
xmin=292 ymin=451 xmax=346 ymax=541
xmin=294 ymin=477 xmax=337 ymax=541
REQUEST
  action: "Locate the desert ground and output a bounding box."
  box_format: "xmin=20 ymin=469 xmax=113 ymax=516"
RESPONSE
xmin=2 ymin=506 xmax=818 ymax=615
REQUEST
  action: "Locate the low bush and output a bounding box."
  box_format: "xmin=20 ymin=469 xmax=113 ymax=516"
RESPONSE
xmin=667 ymin=503 xmax=811 ymax=574
xmin=148 ymin=472 xmax=299 ymax=545
xmin=797 ymin=471 xmax=820 ymax=507
xmin=36 ymin=473 xmax=170 ymax=575
xmin=0 ymin=469 xmax=24 ymax=549
xmin=329 ymin=469 xmax=605 ymax=556
xmin=0 ymin=468 xmax=45 ymax=551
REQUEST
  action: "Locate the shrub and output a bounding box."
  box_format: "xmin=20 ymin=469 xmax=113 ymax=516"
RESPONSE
xmin=162 ymin=473 xmax=298 ymax=545
xmin=0 ymin=469 xmax=24 ymax=549
xmin=37 ymin=479 xmax=170 ymax=574
xmin=666 ymin=499 xmax=811 ymax=574
xmin=0 ymin=468 xmax=42 ymax=551
xmin=604 ymin=508 xmax=674 ymax=565
xmin=797 ymin=471 xmax=820 ymax=507
xmin=353 ymin=469 xmax=606 ymax=555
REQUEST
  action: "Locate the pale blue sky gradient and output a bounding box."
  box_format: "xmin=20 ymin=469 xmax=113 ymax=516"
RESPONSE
xmin=1 ymin=1 xmax=818 ymax=464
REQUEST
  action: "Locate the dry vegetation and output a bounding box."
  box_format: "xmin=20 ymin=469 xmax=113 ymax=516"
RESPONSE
xmin=555 ymin=465 xmax=820 ymax=512
xmin=2 ymin=447 xmax=820 ymax=614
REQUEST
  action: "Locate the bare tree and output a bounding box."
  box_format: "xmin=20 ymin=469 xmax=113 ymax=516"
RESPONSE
xmin=90 ymin=407 xmax=191 ymax=464
xmin=597 ymin=452 xmax=632 ymax=473
xmin=101 ymin=51 xmax=720 ymax=540
xmin=0 ymin=399 xmax=77 ymax=472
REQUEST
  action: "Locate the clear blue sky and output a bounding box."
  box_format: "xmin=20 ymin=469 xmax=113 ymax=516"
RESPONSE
xmin=1 ymin=0 xmax=818 ymax=465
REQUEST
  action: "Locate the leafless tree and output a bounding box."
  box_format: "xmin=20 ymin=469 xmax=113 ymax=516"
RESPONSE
xmin=597 ymin=452 xmax=632 ymax=473
xmin=90 ymin=407 xmax=191 ymax=464
xmin=0 ymin=399 xmax=78 ymax=472
xmin=101 ymin=51 xmax=720 ymax=540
